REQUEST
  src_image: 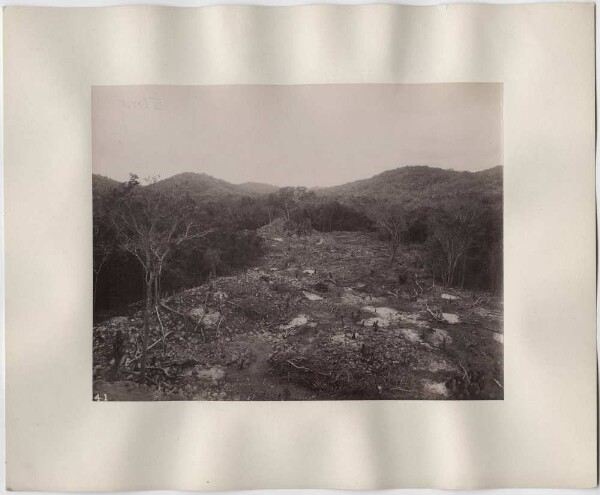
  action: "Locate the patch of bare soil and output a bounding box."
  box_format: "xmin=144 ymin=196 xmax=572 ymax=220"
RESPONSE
xmin=93 ymin=230 xmax=503 ymax=400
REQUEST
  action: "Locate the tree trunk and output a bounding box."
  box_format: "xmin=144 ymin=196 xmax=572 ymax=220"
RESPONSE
xmin=154 ymin=272 xmax=161 ymax=305
xmin=140 ymin=273 xmax=154 ymax=382
xmin=390 ymin=243 xmax=399 ymax=263
xmin=448 ymin=259 xmax=455 ymax=287
xmin=93 ymin=260 xmax=105 ymax=312
xmin=443 ymin=253 xmax=453 ymax=286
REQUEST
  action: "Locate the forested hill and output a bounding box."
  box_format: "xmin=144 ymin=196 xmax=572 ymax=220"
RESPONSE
xmin=93 ymin=166 xmax=502 ymax=208
xmin=92 ymin=174 xmax=121 ymax=195
xmin=92 ymin=172 xmax=282 ymax=201
xmin=319 ymin=166 xmax=502 ymax=207
xmin=147 ymin=172 xmax=252 ymax=201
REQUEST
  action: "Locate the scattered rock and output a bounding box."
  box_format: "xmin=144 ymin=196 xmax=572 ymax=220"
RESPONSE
xmin=441 ymin=313 xmax=460 ymax=325
xmin=189 ymin=307 xmax=221 ymax=328
xmin=424 ymin=356 xmax=457 ymax=373
xmin=303 ymin=291 xmax=323 ymax=301
xmin=494 ymin=333 xmax=504 ymax=344
xmin=303 ymin=269 xmax=316 ymax=276
xmin=280 ymin=315 xmax=309 ymax=331
xmin=193 ymin=365 xmax=226 ymax=384
xmin=441 ymin=294 xmax=459 ymax=301
xmin=213 ymin=291 xmax=228 ymax=302
xmin=399 ymin=328 xmax=422 ymax=343
xmin=422 ymin=380 xmax=449 ymax=397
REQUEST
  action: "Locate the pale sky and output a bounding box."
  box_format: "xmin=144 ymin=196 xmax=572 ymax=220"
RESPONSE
xmin=92 ymin=84 xmax=502 ymax=187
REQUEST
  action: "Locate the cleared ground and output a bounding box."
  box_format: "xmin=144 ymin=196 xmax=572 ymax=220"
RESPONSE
xmin=93 ymin=227 xmax=503 ymax=401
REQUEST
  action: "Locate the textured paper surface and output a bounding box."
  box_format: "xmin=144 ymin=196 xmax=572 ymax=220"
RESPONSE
xmin=4 ymin=4 xmax=596 ymax=490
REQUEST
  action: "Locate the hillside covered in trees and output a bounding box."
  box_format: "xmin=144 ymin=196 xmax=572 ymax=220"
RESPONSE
xmin=93 ymin=165 xmax=503 ymax=400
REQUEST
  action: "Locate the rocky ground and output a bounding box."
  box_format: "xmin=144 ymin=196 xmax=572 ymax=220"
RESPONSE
xmin=93 ymin=225 xmax=503 ymax=401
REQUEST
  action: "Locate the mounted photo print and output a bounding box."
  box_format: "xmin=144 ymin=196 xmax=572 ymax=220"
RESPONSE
xmin=92 ymin=84 xmax=503 ymax=401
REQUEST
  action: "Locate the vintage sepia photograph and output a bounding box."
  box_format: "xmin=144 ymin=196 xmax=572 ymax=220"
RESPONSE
xmin=92 ymin=84 xmax=503 ymax=401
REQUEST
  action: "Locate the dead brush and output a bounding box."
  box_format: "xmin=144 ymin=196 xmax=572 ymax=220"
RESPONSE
xmin=270 ymin=280 xmax=298 ymax=295
xmin=269 ymin=340 xmax=399 ymax=399
xmin=227 ymin=299 xmax=265 ymax=321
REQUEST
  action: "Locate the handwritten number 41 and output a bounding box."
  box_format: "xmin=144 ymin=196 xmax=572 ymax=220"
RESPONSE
xmin=94 ymin=394 xmax=108 ymax=401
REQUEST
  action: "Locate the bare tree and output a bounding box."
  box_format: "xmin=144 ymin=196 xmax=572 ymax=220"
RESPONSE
xmin=431 ymin=206 xmax=480 ymax=287
xmin=370 ymin=202 xmax=408 ymax=263
xmin=268 ymin=186 xmax=312 ymax=221
xmin=108 ymin=176 xmax=212 ymax=381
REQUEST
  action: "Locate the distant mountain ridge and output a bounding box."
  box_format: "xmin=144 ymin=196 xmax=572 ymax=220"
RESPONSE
xmin=92 ymin=165 xmax=502 ymax=206
xmin=318 ymin=165 xmax=502 ymax=208
xmin=146 ymin=172 xmax=247 ymax=201
xmin=92 ymin=175 xmax=122 ymax=200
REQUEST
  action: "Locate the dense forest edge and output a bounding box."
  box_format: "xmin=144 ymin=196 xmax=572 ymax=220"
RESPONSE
xmin=94 ymin=165 xmax=502 ymax=313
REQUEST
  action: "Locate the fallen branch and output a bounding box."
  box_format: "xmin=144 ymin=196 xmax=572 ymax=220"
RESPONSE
xmin=145 ymin=332 xmax=173 ymax=352
xmin=160 ymin=301 xmax=188 ymax=319
xmin=389 ymin=386 xmax=425 ymax=396
xmin=425 ymin=303 xmax=444 ymax=322
xmin=155 ymin=305 xmax=166 ymax=353
xmin=146 ymin=365 xmax=170 ymax=375
xmin=327 ymin=272 xmax=340 ymax=286
xmin=196 ymin=323 xmax=206 ymax=342
xmin=466 ymin=296 xmax=483 ymax=308
xmin=458 ymin=361 xmax=470 ymax=382
xmin=286 ymin=360 xmax=310 ymax=371
xmin=281 ymin=359 xmax=331 ymax=377
xmin=215 ymin=315 xmax=224 ymax=337
xmin=493 ymin=378 xmax=504 ymax=390
xmin=159 ymin=301 xmax=201 ymax=332
xmin=128 ymin=331 xmax=174 ymax=365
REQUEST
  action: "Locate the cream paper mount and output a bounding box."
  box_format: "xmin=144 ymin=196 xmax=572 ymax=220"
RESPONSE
xmin=4 ymin=4 xmax=597 ymax=491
